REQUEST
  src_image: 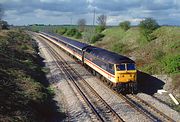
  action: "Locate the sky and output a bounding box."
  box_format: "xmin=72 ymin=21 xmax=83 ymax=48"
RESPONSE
xmin=0 ymin=0 xmax=180 ymax=26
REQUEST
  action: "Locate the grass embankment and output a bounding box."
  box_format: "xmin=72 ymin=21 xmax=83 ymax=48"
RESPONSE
xmin=95 ymin=27 xmax=140 ymax=53
xmin=32 ymin=25 xmax=179 ymax=110
xmin=94 ymin=26 xmax=179 ymax=76
xmin=46 ymin=26 xmax=179 ymax=89
xmin=95 ymin=26 xmax=180 ymax=109
xmin=0 ymin=30 xmax=62 ymax=121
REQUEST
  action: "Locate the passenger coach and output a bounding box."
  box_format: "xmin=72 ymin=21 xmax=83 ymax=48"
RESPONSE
xmin=39 ymin=32 xmax=137 ymax=93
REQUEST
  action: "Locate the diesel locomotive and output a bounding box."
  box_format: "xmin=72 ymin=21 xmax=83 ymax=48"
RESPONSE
xmin=39 ymin=32 xmax=137 ymax=93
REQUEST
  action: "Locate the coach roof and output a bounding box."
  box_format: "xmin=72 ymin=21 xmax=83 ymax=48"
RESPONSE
xmin=85 ymin=46 xmax=135 ymax=64
xmin=43 ymin=32 xmax=89 ymax=50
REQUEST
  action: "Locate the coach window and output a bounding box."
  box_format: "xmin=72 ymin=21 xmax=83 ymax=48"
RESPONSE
xmin=109 ymin=64 xmax=114 ymax=74
xmin=101 ymin=61 xmax=107 ymax=70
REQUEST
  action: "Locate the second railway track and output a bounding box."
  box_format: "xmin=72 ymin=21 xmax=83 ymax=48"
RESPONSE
xmin=37 ymin=34 xmax=176 ymax=122
xmin=41 ymin=36 xmax=124 ymax=122
xmin=125 ymin=94 xmax=175 ymax=122
xmin=98 ymin=74 xmax=175 ymax=122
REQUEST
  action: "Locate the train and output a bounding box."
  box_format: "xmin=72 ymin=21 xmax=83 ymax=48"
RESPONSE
xmin=39 ymin=32 xmax=137 ymax=93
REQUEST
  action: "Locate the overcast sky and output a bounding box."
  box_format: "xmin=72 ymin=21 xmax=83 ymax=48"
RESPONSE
xmin=1 ymin=0 xmax=180 ymax=26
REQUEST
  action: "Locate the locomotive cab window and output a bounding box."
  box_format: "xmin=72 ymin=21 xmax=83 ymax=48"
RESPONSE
xmin=117 ymin=64 xmax=126 ymax=71
xmin=127 ymin=63 xmax=135 ymax=70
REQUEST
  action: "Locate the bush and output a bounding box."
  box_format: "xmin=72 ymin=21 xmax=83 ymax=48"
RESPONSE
xmin=139 ymin=18 xmax=159 ymax=31
xmin=161 ymin=55 xmax=180 ymax=73
xmin=82 ymin=30 xmax=94 ymax=43
xmin=111 ymin=42 xmax=126 ymax=53
xmin=139 ymin=18 xmax=159 ymax=42
xmin=95 ymin=26 xmax=105 ymax=33
xmin=91 ymin=33 xmax=104 ymax=43
xmin=140 ymin=29 xmax=157 ymax=42
xmin=74 ymin=31 xmax=82 ymax=39
xmin=56 ymin=27 xmax=67 ymax=35
xmin=119 ymin=21 xmax=130 ymax=31
xmin=0 ymin=20 xmax=9 ymax=30
xmin=65 ymin=28 xmax=78 ymax=37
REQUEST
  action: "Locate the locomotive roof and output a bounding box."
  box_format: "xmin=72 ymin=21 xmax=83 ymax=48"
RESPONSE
xmin=42 ymin=32 xmax=89 ymax=50
xmin=86 ymin=46 xmax=135 ymax=64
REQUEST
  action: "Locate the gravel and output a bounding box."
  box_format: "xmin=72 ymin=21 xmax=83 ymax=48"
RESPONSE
xmin=33 ymin=34 xmax=179 ymax=122
xmin=34 ymin=36 xmax=96 ymax=122
xmin=43 ymin=37 xmax=151 ymax=122
xmin=137 ymin=93 xmax=180 ymax=121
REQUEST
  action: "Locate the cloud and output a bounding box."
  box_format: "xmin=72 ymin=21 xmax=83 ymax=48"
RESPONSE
xmin=1 ymin=0 xmax=179 ymax=25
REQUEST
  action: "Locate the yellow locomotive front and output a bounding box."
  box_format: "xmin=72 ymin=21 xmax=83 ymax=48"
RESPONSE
xmin=114 ymin=63 xmax=137 ymax=93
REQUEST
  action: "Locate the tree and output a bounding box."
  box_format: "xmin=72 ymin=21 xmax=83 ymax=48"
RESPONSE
xmin=139 ymin=18 xmax=159 ymax=32
xmin=0 ymin=4 xmax=4 ymax=20
xmin=119 ymin=21 xmax=131 ymax=31
xmin=97 ymin=14 xmax=107 ymax=30
xmin=0 ymin=4 xmax=8 ymax=30
xmin=77 ymin=18 xmax=86 ymax=32
xmin=0 ymin=20 xmax=8 ymax=29
xmin=139 ymin=18 xmax=159 ymax=42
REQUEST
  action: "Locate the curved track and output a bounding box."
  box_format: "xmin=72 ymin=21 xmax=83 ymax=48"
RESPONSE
xmin=40 ymin=36 xmax=124 ymax=122
xmin=37 ymin=33 xmax=175 ymax=122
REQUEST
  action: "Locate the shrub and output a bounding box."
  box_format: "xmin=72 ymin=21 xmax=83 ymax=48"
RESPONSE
xmin=111 ymin=42 xmax=126 ymax=53
xmin=0 ymin=20 xmax=9 ymax=30
xmin=65 ymin=28 xmax=77 ymax=37
xmin=119 ymin=21 xmax=131 ymax=31
xmin=82 ymin=30 xmax=95 ymax=43
xmin=91 ymin=33 xmax=104 ymax=43
xmin=139 ymin=18 xmax=159 ymax=42
xmin=139 ymin=18 xmax=159 ymax=31
xmin=74 ymin=31 xmax=82 ymax=39
xmin=95 ymin=26 xmax=105 ymax=33
xmin=56 ymin=27 xmax=67 ymax=35
xmin=161 ymin=55 xmax=180 ymax=73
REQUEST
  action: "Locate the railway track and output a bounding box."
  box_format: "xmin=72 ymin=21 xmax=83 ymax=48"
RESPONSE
xmin=99 ymin=75 xmax=175 ymax=122
xmin=125 ymin=94 xmax=175 ymax=122
xmin=40 ymin=37 xmax=124 ymax=122
xmin=37 ymin=34 xmax=175 ymax=122
xmin=100 ymin=78 xmax=175 ymax=122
